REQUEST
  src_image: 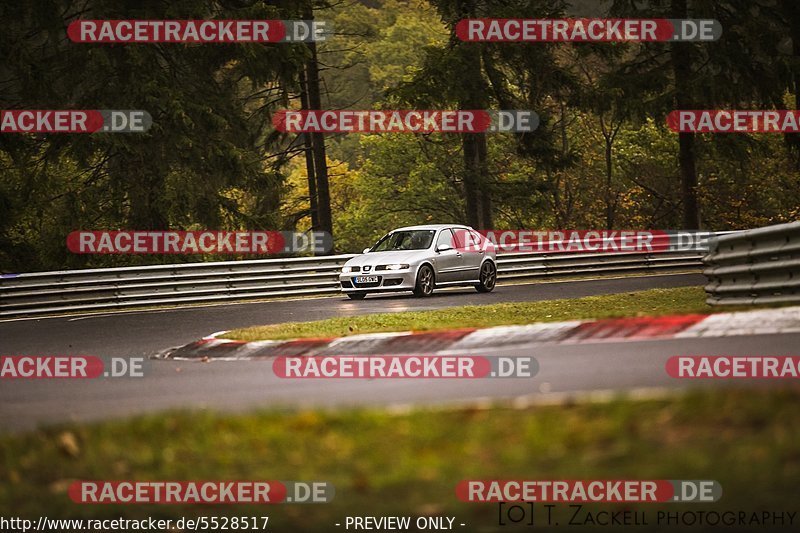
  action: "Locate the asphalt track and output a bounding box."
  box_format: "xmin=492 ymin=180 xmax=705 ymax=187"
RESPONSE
xmin=6 ymin=272 xmax=789 ymax=433
xmin=1 ymin=273 xmax=704 ymax=358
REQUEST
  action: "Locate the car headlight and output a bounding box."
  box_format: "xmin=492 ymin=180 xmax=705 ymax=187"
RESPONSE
xmin=379 ymin=263 xmax=409 ymax=271
xmin=342 ymin=266 xmax=353 ymax=273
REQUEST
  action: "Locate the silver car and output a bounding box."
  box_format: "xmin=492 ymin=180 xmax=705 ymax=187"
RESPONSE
xmin=339 ymin=224 xmax=497 ymax=300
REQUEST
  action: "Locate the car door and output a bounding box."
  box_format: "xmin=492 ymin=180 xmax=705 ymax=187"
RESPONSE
xmin=460 ymin=230 xmax=486 ymax=281
xmin=432 ymin=229 xmax=462 ymax=283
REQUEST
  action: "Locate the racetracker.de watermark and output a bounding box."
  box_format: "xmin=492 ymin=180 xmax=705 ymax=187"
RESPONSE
xmin=0 ymin=356 xmax=145 ymax=379
xmin=668 ymin=110 xmax=800 ymax=132
xmin=69 ymin=481 xmax=334 ymax=504
xmin=273 ymin=355 xmax=538 ymax=379
xmin=457 ymin=480 xmax=722 ymax=503
xmin=667 ymin=356 xmax=800 ymax=378
xmin=0 ymin=110 xmax=151 ymax=133
xmin=66 ymin=231 xmax=332 ymax=254
xmin=459 ymin=230 xmax=715 ymax=254
xmin=67 ymin=19 xmax=330 ymax=42
xmin=456 ymin=18 xmax=721 ymax=42
xmin=273 ymin=110 xmax=538 ymax=133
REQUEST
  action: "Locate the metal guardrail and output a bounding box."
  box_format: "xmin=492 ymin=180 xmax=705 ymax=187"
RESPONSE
xmin=0 ymin=248 xmax=706 ymax=318
xmin=703 ymin=221 xmax=800 ymax=306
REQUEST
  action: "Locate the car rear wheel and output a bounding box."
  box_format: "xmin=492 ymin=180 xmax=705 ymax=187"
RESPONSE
xmin=475 ymin=261 xmax=497 ymax=293
xmin=413 ymin=265 xmax=435 ymax=297
xmin=347 ymin=292 xmax=367 ymax=300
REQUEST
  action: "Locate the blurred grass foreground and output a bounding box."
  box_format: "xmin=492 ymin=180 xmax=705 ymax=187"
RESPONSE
xmin=2 ymin=387 xmax=799 ymax=531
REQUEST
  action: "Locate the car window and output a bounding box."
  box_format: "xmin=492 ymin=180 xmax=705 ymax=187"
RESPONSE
xmin=451 ymin=228 xmax=464 ymax=249
xmin=452 ymin=228 xmax=479 ymax=250
xmin=469 ymin=230 xmax=484 ymax=248
xmin=436 ymin=229 xmax=455 ymax=249
xmin=371 ymin=230 xmax=435 ymax=252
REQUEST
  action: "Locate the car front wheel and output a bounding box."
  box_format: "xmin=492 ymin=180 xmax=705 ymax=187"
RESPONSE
xmin=413 ymin=265 xmax=435 ymax=297
xmin=475 ymin=261 xmax=497 ymax=293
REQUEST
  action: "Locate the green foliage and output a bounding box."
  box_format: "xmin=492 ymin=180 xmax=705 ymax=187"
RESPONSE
xmin=1 ymin=0 xmax=799 ymax=272
xmin=0 ymin=0 xmax=305 ymax=271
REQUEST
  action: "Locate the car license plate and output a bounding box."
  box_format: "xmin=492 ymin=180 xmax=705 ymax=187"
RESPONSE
xmin=355 ymin=276 xmax=378 ymax=283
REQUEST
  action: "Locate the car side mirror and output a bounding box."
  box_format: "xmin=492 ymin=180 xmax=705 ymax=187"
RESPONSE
xmin=436 ymin=244 xmax=453 ymax=253
xmin=362 ymin=248 xmax=371 ymax=254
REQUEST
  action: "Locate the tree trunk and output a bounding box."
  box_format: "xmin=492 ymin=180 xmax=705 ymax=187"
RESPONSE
xmin=298 ymin=71 xmax=319 ymax=234
xmin=605 ymin=138 xmax=614 ymax=230
xmin=125 ymin=154 xmax=168 ymax=230
xmin=303 ymin=9 xmax=333 ymax=244
xmin=462 ymin=133 xmax=482 ymax=228
xmin=781 ymin=0 xmax=800 ymax=168
xmin=476 ymin=131 xmax=492 ymax=228
xmin=456 ymin=0 xmax=492 ymax=229
xmin=671 ymin=0 xmax=700 ymax=229
xmin=128 ymin=175 xmax=168 ymax=230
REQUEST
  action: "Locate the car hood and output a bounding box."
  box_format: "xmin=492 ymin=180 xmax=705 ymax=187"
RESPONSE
xmin=344 ymin=250 xmax=426 ymax=267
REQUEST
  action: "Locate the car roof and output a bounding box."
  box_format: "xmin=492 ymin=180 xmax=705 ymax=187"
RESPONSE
xmin=391 ymin=224 xmax=472 ymax=232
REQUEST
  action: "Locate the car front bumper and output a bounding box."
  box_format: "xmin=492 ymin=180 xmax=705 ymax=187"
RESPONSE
xmin=338 ymin=270 xmax=417 ymax=293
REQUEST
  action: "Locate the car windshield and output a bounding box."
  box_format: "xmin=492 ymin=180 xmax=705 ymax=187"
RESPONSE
xmin=370 ymin=230 xmax=435 ymax=252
